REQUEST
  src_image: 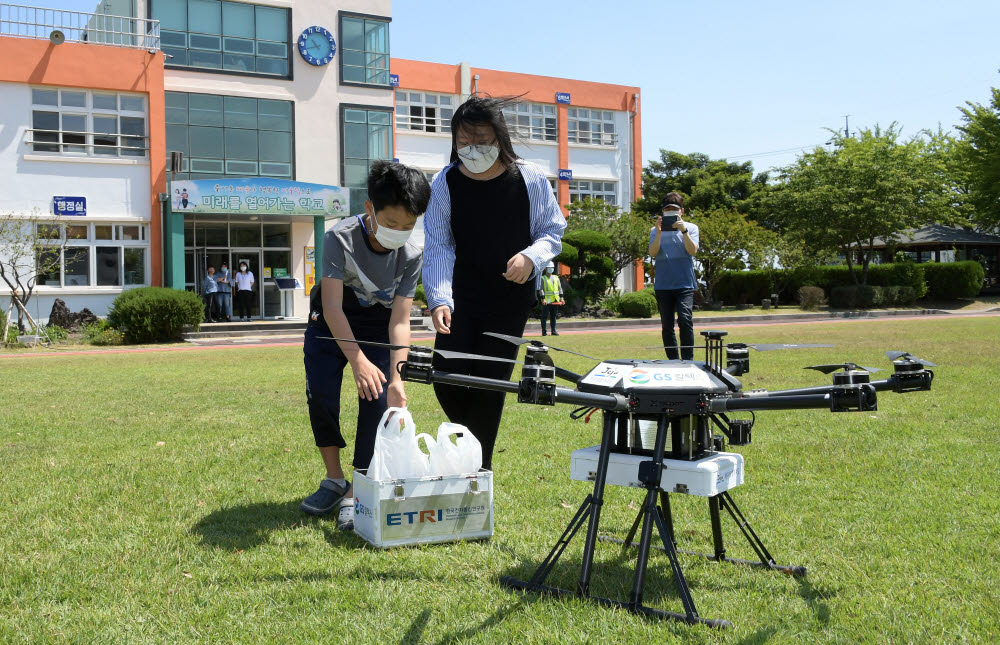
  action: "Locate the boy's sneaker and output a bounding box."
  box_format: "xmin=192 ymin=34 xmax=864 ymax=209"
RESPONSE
xmin=300 ymin=479 xmax=350 ymax=516
xmin=337 ymin=498 xmax=355 ymax=531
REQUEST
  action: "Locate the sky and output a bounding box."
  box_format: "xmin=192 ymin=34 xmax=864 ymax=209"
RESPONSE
xmin=42 ymin=0 xmax=1000 ymax=174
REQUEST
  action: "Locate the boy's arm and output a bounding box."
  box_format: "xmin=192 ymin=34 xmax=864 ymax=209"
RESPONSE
xmin=386 ymin=294 xmax=413 ymax=409
xmin=321 ymin=277 xmax=386 ymax=401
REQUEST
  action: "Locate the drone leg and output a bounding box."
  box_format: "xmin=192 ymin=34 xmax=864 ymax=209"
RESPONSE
xmin=708 ymin=495 xmax=726 ymax=561
xmin=652 ymin=494 xmax=699 ymax=621
xmin=528 ymin=495 xmax=593 ymax=586
xmin=619 ymin=501 xmax=646 ymax=557
xmin=661 ymin=491 xmax=676 ymax=545
xmin=719 ymin=491 xmax=775 ymax=567
xmin=576 ymin=413 xmax=616 ymax=596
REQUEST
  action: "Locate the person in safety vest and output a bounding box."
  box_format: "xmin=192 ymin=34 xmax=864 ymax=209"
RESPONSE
xmin=537 ymin=262 xmax=564 ymax=336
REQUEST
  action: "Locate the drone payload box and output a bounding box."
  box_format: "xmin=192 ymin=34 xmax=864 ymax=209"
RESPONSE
xmin=353 ymin=469 xmax=493 ymax=549
xmin=570 ymin=447 xmax=744 ymax=497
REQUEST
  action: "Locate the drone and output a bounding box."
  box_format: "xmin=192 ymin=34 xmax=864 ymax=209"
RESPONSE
xmin=325 ymin=331 xmax=936 ymax=628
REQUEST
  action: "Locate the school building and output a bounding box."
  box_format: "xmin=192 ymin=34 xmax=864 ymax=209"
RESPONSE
xmin=0 ymin=1 xmax=642 ymax=322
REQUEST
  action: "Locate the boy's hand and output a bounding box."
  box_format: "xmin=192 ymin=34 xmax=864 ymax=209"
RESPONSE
xmin=503 ymin=253 xmax=533 ymax=284
xmin=387 ymin=381 xmax=407 ymax=409
xmin=431 ymin=305 xmax=451 ymax=334
xmin=352 ymin=355 xmax=386 ymax=401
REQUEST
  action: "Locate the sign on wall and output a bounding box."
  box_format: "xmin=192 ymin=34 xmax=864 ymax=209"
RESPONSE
xmin=390 ymin=74 xmax=400 ymax=87
xmin=53 ymin=196 xmax=86 ymax=216
xmin=169 ymin=178 xmax=349 ymax=217
xmin=558 ymin=169 xmax=573 ymax=181
xmin=555 ymin=92 xmax=571 ymax=104
xmin=304 ymin=246 xmax=317 ymax=294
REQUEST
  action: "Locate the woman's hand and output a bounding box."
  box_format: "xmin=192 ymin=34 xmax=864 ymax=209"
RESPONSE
xmin=352 ymin=355 xmax=387 ymax=401
xmin=387 ymin=381 xmax=407 ymax=409
xmin=431 ymin=305 xmax=451 ymax=334
xmin=503 ymin=253 xmax=533 ymax=284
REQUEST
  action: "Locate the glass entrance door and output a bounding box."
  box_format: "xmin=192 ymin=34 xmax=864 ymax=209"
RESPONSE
xmin=231 ymin=249 xmax=263 ymax=319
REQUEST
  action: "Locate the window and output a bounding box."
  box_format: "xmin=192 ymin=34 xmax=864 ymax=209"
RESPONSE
xmin=152 ymin=0 xmax=290 ymax=77
xmin=503 ymin=103 xmax=557 ymax=142
xmin=35 ymin=223 xmax=149 ymax=288
xmin=342 ymin=107 xmax=393 ymax=204
xmin=569 ymin=180 xmax=617 ymax=205
xmin=166 ymin=91 xmax=293 ymax=180
xmin=30 ymin=88 xmax=147 ymax=157
xmin=395 ymin=91 xmax=454 ymax=133
xmin=340 ymin=13 xmax=390 ymax=85
xmin=567 ymin=108 xmax=618 ymax=146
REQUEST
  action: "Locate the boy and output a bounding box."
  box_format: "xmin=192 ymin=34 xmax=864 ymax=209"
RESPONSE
xmin=301 ymin=161 xmax=429 ymax=531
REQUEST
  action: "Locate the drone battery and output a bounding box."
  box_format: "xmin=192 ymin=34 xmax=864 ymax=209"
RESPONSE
xmin=570 ymin=446 xmax=744 ymax=497
xmin=353 ymin=469 xmax=493 ymax=548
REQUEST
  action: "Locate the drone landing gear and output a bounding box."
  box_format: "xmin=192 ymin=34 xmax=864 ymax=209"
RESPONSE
xmin=602 ymin=490 xmax=807 ymax=578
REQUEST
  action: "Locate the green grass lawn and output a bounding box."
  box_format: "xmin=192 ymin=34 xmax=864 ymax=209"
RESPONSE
xmin=2 ymin=317 xmax=999 ymax=643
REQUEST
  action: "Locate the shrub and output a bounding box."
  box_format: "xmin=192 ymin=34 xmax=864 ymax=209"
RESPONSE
xmin=921 ymin=261 xmax=985 ymax=299
xmin=798 ymin=286 xmax=826 ymax=310
xmin=83 ymin=320 xmax=124 ymax=346
xmin=829 ymin=285 xmax=919 ymax=309
xmin=413 ymin=284 xmax=426 ymax=305
xmin=599 ymin=290 xmax=624 ymax=315
xmin=563 ymin=230 xmax=612 ymax=254
xmin=714 ymin=270 xmax=772 ymax=305
xmin=554 ymin=242 xmax=578 ymax=266
xmin=44 ymin=324 xmax=70 ymax=342
xmin=107 ymin=287 xmax=203 ymax=343
xmin=620 ymin=288 xmax=658 ymax=318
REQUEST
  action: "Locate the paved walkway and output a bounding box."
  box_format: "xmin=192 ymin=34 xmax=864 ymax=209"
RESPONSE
xmin=2 ymin=309 xmax=997 ymax=359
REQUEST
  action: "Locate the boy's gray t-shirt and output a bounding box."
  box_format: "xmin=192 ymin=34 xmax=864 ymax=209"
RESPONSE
xmin=323 ymin=215 xmax=422 ymax=314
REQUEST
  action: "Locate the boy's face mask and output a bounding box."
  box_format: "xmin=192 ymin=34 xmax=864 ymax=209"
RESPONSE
xmin=373 ymin=215 xmax=412 ymax=250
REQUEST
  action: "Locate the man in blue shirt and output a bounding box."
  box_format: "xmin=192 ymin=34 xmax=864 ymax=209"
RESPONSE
xmin=648 ymin=192 xmax=700 ymax=360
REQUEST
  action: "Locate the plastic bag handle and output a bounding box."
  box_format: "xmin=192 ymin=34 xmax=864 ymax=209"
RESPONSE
xmin=414 ymin=432 xmax=435 ymax=456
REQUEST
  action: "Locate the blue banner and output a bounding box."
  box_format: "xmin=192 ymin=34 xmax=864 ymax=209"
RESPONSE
xmin=390 ymin=74 xmax=400 ymax=87
xmin=169 ymin=178 xmax=349 ymax=217
xmin=53 ymin=196 xmax=86 ymax=216
xmin=558 ymin=169 xmax=573 ymax=181
xmin=555 ymin=92 xmax=571 ymax=104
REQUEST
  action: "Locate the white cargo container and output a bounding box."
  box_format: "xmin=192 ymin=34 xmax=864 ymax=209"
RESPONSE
xmin=353 ymin=469 xmax=493 ymax=548
xmin=570 ymin=446 xmax=744 ymax=497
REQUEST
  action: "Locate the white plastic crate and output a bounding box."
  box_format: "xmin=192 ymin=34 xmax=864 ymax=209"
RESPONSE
xmin=353 ymin=468 xmax=493 ymax=548
xmin=570 ymin=446 xmax=744 ymax=497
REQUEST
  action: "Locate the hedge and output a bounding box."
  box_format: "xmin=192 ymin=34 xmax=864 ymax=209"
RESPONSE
xmin=921 ymin=261 xmax=985 ymax=300
xmin=107 ymin=287 xmax=203 ymax=343
xmin=715 ymin=262 xmax=933 ymax=305
xmin=620 ymin=288 xmax=658 ymax=318
xmin=829 ymin=285 xmax=917 ymax=309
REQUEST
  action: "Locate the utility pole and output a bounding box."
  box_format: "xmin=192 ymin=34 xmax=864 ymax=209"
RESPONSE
xmin=843 ymin=115 xmax=851 ymax=138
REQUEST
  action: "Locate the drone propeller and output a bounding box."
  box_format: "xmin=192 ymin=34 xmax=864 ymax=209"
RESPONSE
xmin=885 ymin=350 xmax=936 ymax=367
xmin=318 ymin=337 xmax=523 ymax=365
xmin=747 ymin=343 xmax=835 ymax=351
xmin=804 ymin=362 xmax=882 ymax=374
xmin=483 ymin=331 xmax=597 ymax=360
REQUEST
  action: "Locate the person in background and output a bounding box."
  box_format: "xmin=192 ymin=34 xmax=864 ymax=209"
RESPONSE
xmin=233 ymin=261 xmax=255 ymax=321
xmin=423 ymin=95 xmax=565 ymax=470
xmin=202 ymin=265 xmax=218 ymax=323
xmin=648 ymin=191 xmax=700 ymax=360
xmin=215 ymin=261 xmax=232 ymax=322
xmin=301 ymin=160 xmax=429 ymax=531
xmin=537 ymin=262 xmax=563 ymax=336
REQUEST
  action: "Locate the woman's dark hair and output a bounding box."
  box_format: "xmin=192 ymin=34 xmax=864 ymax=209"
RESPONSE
xmin=449 ymin=96 xmax=520 ymax=169
xmin=662 ymin=191 xmax=684 ymax=210
xmin=368 ymin=160 xmax=431 ymax=217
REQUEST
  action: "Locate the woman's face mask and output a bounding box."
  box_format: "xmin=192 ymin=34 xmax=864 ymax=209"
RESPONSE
xmin=239 ymin=265 xmax=247 ymax=272
xmin=457 ymin=144 xmax=500 ymax=174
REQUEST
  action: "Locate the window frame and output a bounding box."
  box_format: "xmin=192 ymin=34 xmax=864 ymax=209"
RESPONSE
xmin=166 ymin=91 xmax=296 ymax=181
xmin=151 ymin=0 xmax=294 ymax=81
xmin=339 ymin=103 xmax=394 ymax=204
xmin=338 ymin=10 xmax=392 ymax=89
xmin=567 ymin=108 xmax=619 ymax=147
xmin=29 ymin=88 xmax=148 ymax=159
xmin=502 ymin=102 xmax=558 ymax=143
xmin=569 ymin=179 xmax=618 ymax=206
xmin=35 ymin=222 xmax=150 ymax=289
xmin=395 ymin=90 xmax=456 ymax=135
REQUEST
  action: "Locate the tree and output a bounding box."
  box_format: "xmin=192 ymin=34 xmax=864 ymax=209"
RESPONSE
xmin=633 ymin=150 xmax=770 ymax=218
xmin=555 ymin=229 xmax=615 ymax=304
xmin=766 ymin=125 xmax=948 ymax=285
xmin=749 ymin=230 xmax=835 ymax=300
xmin=695 ymin=209 xmax=769 ymax=303
xmin=565 ymin=197 xmax=649 ymax=280
xmin=0 ymin=210 xmax=65 ymax=332
xmin=956 ymin=86 xmax=1000 ymax=231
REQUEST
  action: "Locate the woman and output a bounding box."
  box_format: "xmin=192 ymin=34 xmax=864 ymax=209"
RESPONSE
xmin=233 ymin=261 xmax=255 ymax=321
xmin=422 ymin=96 xmax=566 ymax=469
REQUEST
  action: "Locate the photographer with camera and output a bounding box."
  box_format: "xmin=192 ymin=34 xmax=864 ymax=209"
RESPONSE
xmin=648 ymin=192 xmax=699 ymax=360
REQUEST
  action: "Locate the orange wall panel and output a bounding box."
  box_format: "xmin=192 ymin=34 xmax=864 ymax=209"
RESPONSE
xmin=391 ymin=58 xmax=462 ymax=94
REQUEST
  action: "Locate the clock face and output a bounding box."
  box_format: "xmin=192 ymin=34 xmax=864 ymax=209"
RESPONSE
xmin=297 ymin=26 xmax=336 ymax=66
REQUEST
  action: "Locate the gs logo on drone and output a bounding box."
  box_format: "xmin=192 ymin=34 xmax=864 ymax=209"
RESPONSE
xmin=628 ymin=369 xmax=650 ymax=384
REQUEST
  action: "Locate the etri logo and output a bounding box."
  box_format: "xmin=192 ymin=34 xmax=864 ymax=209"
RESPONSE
xmin=387 ymin=509 xmax=444 ymax=526
xmin=629 ymin=369 xmax=650 ymax=384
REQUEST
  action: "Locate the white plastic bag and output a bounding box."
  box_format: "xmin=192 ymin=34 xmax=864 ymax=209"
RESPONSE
xmin=427 ymin=422 xmax=483 ymax=476
xmin=367 ymin=407 xmax=429 ymax=481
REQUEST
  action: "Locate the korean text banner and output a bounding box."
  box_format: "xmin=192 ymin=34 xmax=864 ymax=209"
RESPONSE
xmin=169 ymin=178 xmax=350 ymax=217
